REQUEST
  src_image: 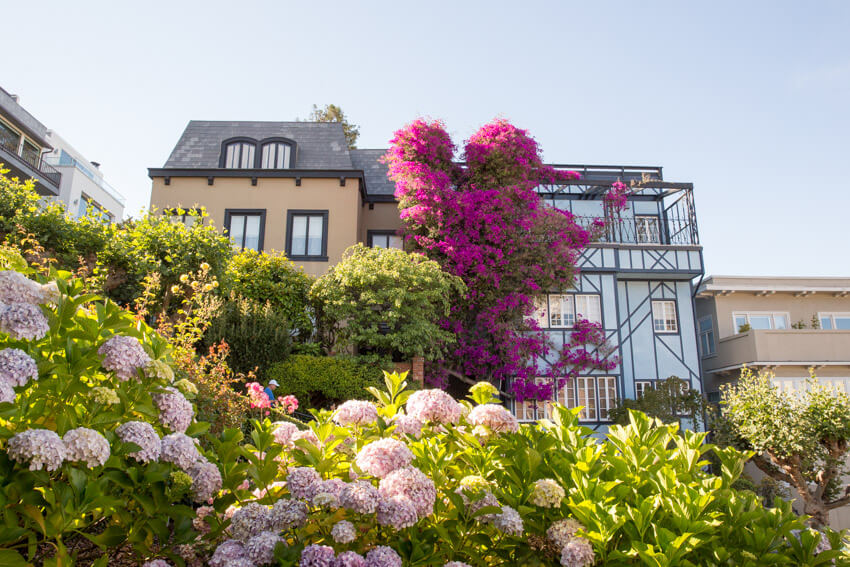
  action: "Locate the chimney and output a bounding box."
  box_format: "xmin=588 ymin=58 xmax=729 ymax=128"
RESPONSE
xmin=10 ymin=94 xmax=19 ymax=103
xmin=90 ymin=161 xmax=101 ymax=169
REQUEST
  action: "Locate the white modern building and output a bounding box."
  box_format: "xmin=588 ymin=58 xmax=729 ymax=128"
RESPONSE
xmin=43 ymin=131 xmax=126 ymax=222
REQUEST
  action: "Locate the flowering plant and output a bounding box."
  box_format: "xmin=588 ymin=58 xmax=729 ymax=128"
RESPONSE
xmin=384 ymin=119 xmax=621 ymax=398
xmin=279 ymin=394 xmax=299 ymax=415
xmin=247 ymin=381 xmax=273 ymax=409
xmin=196 ymin=371 xmax=845 ymax=566
xmin=0 ymin=263 xmax=227 ymax=564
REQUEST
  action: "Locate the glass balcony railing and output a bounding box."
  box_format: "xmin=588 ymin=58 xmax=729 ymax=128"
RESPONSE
xmin=44 ymin=150 xmax=126 ymax=206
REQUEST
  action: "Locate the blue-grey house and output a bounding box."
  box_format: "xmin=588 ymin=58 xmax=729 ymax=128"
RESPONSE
xmin=514 ymin=165 xmax=704 ymax=430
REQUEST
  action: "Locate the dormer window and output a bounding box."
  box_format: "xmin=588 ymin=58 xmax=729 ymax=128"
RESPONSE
xmin=223 ymin=140 xmax=256 ymax=168
xmin=261 ymin=141 xmax=292 ymax=169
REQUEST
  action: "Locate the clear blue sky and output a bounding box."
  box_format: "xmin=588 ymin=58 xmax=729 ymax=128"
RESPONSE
xmin=4 ymin=1 xmax=848 ymax=276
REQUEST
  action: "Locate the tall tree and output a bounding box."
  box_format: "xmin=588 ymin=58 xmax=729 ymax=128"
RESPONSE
xmin=309 ymin=104 xmax=360 ymax=149
xmin=384 ymin=119 xmax=620 ymax=399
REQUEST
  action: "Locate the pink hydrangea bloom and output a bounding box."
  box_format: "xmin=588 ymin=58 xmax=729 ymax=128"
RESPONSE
xmin=377 ymin=496 xmax=418 ymax=530
xmin=210 ymin=540 xmax=247 ymax=567
xmin=547 ymin=518 xmax=584 ymax=549
xmin=0 ymin=303 xmax=49 ymax=341
xmin=229 ymin=502 xmax=272 ymax=542
xmin=406 ymin=389 xmax=462 ymax=424
xmin=378 ymin=466 xmax=436 ymax=518
xmin=468 ymin=404 xmax=519 ymax=434
xmin=187 ymin=459 xmax=222 ymax=502
xmin=0 ymin=348 xmax=38 ymax=387
xmin=300 ymin=544 xmax=336 ymax=567
xmin=560 ymin=537 xmax=595 ymax=567
xmin=279 ymin=394 xmax=298 ymax=414
xmin=270 ymin=498 xmax=308 ymax=530
xmin=391 ymin=414 xmax=422 ymax=439
xmin=494 ymin=505 xmax=524 ymax=536
xmin=340 ymin=480 xmax=380 ymax=514
xmin=272 ymin=421 xmax=299 ymax=446
xmin=63 ymin=427 xmax=110 ymax=468
xmin=116 ymin=421 xmax=161 ymax=463
xmin=0 ymin=271 xmax=45 ymax=305
xmin=153 ymin=386 xmax=194 ymax=433
xmin=286 ymin=466 xmax=322 ymax=500
xmin=355 ymin=438 xmax=413 ymax=478
xmin=160 ymin=433 xmax=201 ymax=470
xmin=364 ymin=546 xmax=402 ymax=567
xmin=334 ymin=551 xmax=366 ymax=567
xmin=8 ymin=428 xmax=67 ymax=471
xmin=334 ymin=400 xmax=379 ymax=427
xmin=245 ymin=531 xmax=285 ymax=565
xmin=291 ymin=428 xmax=320 ymax=450
xmin=331 ymin=519 xmax=357 ymax=543
xmin=98 ymin=336 xmax=151 ymax=381
xmin=142 ymin=560 xmax=170 ymax=567
xmin=0 ymin=381 xmax=15 ymax=403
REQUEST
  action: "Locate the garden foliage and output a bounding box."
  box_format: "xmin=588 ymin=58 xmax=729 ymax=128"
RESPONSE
xmin=266 ymin=354 xmax=387 ymax=410
xmin=310 ymin=244 xmax=465 ymax=361
xmin=199 ymin=373 xmax=847 ymax=567
xmin=384 ymin=120 xmax=620 ymax=398
xmin=720 ymin=367 xmax=850 ymax=528
xmin=0 ymin=260 xmax=225 ymax=565
xmin=202 ymin=294 xmax=293 ymax=379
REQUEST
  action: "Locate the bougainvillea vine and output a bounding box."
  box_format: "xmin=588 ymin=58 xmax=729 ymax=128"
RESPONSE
xmin=384 ymin=119 xmax=623 ymax=401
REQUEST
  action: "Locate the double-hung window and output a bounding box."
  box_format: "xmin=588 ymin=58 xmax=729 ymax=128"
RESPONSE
xmin=164 ymin=208 xmax=200 ymax=228
xmin=733 ymin=312 xmax=789 ymax=333
xmin=541 ymin=293 xmax=602 ymax=328
xmin=549 ymin=294 xmax=575 ymax=328
xmin=698 ymin=316 xmax=715 ymax=356
xmin=287 ymin=210 xmax=328 ymax=260
xmin=652 ymin=300 xmax=678 ymax=333
xmin=819 ymin=313 xmax=850 ymax=330
xmin=225 ymin=210 xmax=265 ymax=251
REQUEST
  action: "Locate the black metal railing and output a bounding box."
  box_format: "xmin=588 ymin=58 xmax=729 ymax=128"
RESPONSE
xmin=574 ymin=215 xmax=698 ymax=246
xmin=0 ymin=133 xmax=61 ymax=186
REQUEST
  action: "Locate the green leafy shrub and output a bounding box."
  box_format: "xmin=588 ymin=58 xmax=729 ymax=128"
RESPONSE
xmin=201 ymin=373 xmax=848 ymax=566
xmin=310 ymin=244 xmax=465 ymax=361
xmin=609 ymin=375 xmax=709 ymax=429
xmin=266 ymin=354 xmax=387 ymax=409
xmin=0 ymin=265 xmax=242 ymax=564
xmin=224 ymin=249 xmax=314 ymax=340
xmin=202 ymin=294 xmax=292 ymax=379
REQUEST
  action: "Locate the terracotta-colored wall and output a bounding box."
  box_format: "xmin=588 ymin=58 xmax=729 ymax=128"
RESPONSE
xmin=150 ymin=176 xmax=361 ymax=277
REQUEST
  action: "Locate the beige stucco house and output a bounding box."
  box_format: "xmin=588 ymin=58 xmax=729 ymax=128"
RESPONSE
xmin=148 ymin=121 xmax=402 ymax=277
xmin=695 ymin=276 xmax=850 ymax=397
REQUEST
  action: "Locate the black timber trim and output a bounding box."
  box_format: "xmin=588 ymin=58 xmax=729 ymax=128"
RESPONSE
xmin=223 ymin=208 xmax=267 ymax=252
xmin=218 ymin=137 xmax=257 ymax=168
xmin=285 ymin=209 xmax=329 ymax=262
xmin=258 ymin=137 xmax=297 ymax=169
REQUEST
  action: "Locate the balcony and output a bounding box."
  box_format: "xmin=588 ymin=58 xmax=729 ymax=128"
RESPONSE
xmin=0 ymin=130 xmax=61 ymax=194
xmin=574 ymin=214 xmax=698 ymax=246
xmin=44 ymin=151 xmax=126 ymax=206
xmin=704 ymin=329 xmax=850 ymax=374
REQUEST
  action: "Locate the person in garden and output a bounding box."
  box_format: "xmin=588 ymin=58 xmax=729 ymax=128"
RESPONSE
xmin=263 ymin=379 xmax=279 ymax=402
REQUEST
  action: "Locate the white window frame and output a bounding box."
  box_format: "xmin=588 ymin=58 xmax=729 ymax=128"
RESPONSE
xmin=818 ymin=312 xmax=850 ymax=331
xmin=732 ymin=311 xmax=791 ymax=333
xmin=652 ymin=300 xmax=679 ymax=334
xmin=635 ymin=380 xmax=652 ymax=399
xmin=534 ymin=293 xmax=602 ymax=329
xmin=698 ymin=315 xmax=716 ymax=357
xmin=635 ymin=215 xmax=661 ymax=244
xmin=514 ymin=376 xmax=618 ymax=423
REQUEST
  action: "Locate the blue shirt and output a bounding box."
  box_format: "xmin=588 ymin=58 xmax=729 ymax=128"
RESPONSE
xmin=264 ymin=387 xmax=275 ymax=401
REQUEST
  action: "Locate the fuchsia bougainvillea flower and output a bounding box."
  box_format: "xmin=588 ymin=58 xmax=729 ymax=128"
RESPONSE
xmin=384 ymin=119 xmax=622 ymax=402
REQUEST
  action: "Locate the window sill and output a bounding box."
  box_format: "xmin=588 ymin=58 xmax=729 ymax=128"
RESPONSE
xmin=288 ymin=255 xmax=329 ymax=262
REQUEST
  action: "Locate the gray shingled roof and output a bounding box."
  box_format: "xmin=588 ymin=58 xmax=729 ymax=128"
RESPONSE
xmin=350 ymin=149 xmax=396 ymax=198
xmin=163 ymin=121 xmax=353 ymax=169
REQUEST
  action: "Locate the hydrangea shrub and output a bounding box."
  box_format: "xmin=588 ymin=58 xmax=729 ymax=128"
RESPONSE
xmin=0 ymin=265 xmax=226 ymax=564
xmin=203 ymin=372 xmax=845 ymax=566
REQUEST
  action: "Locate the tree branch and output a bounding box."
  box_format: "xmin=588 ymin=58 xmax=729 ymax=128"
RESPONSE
xmin=750 ymin=453 xmax=794 ymax=485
